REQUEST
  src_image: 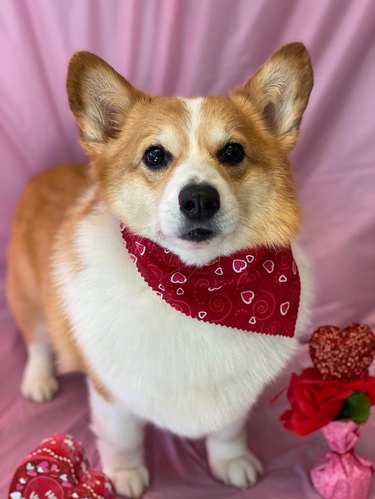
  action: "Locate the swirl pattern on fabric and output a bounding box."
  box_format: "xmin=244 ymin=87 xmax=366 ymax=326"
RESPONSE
xmin=121 ymin=226 xmax=300 ymax=337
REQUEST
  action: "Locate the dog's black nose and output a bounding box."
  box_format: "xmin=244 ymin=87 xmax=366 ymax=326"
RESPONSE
xmin=179 ymin=183 xmax=220 ymax=221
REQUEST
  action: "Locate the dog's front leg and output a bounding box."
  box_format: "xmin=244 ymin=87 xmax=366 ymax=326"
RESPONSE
xmin=88 ymin=382 xmax=149 ymax=498
xmin=206 ymin=416 xmax=263 ymax=488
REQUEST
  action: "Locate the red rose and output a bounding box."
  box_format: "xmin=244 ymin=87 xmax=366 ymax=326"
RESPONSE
xmin=280 ymin=368 xmax=375 ymax=436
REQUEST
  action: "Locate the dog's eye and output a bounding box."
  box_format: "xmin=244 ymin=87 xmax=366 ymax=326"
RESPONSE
xmin=219 ymin=143 xmax=245 ymax=165
xmin=143 ymin=146 xmax=169 ymax=169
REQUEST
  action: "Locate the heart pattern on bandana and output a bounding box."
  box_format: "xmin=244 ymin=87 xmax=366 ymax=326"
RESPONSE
xmin=171 ymin=272 xmax=187 ymax=284
xmin=262 ymin=260 xmax=275 ymax=273
xmin=241 ymin=290 xmax=255 ymax=305
xmin=292 ymin=261 xmax=297 ymax=275
xmin=233 ymin=259 xmax=247 ymax=273
xmin=135 ymin=241 xmax=146 ymax=256
xmin=280 ymin=302 xmax=290 ymax=316
xmin=130 ymin=254 xmax=137 ymax=264
xmin=121 ymin=227 xmax=300 ymax=337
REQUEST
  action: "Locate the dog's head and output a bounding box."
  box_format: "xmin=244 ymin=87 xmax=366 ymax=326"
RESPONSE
xmin=67 ymin=43 xmax=313 ymax=265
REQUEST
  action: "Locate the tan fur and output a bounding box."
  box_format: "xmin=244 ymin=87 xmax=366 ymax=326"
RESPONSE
xmin=7 ymin=164 xmax=89 ymax=344
xmin=7 ymin=166 xmax=80 ymax=363
xmin=232 ymin=42 xmax=313 ymax=151
xmin=7 ymin=163 xmax=114 ymax=400
xmin=198 ymin=96 xmax=303 ymax=247
xmin=7 ymin=42 xmax=313 ymax=404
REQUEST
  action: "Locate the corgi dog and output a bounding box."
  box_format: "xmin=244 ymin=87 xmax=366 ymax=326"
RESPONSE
xmin=7 ymin=43 xmax=313 ymax=497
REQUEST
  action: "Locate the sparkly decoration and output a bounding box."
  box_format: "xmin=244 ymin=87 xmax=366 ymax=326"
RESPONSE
xmin=310 ymin=323 xmax=375 ymax=381
xmin=280 ymin=322 xmax=375 ymax=499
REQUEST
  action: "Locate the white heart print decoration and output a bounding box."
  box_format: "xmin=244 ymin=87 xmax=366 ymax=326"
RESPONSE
xmin=262 ymin=260 xmax=275 ymax=273
xmin=280 ymin=302 xmax=290 ymax=316
xmin=233 ymin=259 xmax=247 ymax=273
xmin=176 ymin=287 xmax=184 ymax=295
xmin=214 ymin=267 xmax=223 ymax=276
xmin=198 ymin=311 xmax=207 ymax=319
xmin=171 ymin=272 xmax=187 ymax=284
xmin=279 ymin=274 xmax=287 ymax=283
xmin=241 ymin=290 xmax=255 ymax=305
xmin=135 ymin=241 xmax=146 ymax=255
xmin=246 ymin=254 xmax=255 ymax=263
xmin=248 ymin=316 xmax=257 ymax=325
xmin=130 ymin=254 xmax=137 ymax=264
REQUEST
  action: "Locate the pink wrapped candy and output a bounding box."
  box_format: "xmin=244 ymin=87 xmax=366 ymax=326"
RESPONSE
xmin=311 ymin=421 xmax=374 ymax=499
xmin=8 ymin=433 xmax=115 ymax=498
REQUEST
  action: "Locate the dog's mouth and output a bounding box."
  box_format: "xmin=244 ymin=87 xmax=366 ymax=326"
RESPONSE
xmin=180 ymin=227 xmax=217 ymax=242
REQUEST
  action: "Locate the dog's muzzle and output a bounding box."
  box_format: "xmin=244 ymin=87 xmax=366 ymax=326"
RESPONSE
xmin=178 ymin=183 xmax=220 ymax=242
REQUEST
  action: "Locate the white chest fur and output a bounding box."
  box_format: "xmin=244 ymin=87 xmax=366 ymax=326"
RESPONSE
xmin=54 ymin=207 xmax=310 ymax=438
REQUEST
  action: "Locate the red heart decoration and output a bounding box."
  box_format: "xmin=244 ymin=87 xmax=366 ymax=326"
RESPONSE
xmin=8 ymin=433 xmax=115 ymax=499
xmin=310 ymin=323 xmax=375 ymax=381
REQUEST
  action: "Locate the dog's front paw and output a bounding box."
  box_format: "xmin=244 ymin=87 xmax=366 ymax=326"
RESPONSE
xmin=105 ymin=465 xmax=150 ymax=498
xmin=210 ymin=451 xmax=263 ymax=488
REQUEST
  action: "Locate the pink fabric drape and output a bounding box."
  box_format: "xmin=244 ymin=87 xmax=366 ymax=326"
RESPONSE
xmin=1 ymin=1 xmax=375 ymax=497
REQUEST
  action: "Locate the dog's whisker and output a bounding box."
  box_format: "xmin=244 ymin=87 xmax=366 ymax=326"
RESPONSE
xmin=237 ymin=219 xmax=263 ymax=239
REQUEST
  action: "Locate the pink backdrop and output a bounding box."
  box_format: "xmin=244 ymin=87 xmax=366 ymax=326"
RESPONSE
xmin=1 ymin=0 xmax=375 ymax=497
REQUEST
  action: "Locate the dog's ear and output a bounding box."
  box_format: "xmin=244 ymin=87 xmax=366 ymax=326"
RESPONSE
xmin=232 ymin=42 xmax=313 ymax=151
xmin=67 ymin=52 xmax=148 ymax=152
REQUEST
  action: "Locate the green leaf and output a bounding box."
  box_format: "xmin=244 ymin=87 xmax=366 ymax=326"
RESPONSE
xmin=336 ymin=391 xmax=371 ymax=424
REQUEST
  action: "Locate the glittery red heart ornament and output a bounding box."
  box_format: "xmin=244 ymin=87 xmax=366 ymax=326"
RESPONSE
xmin=309 ymin=323 xmax=375 ymax=381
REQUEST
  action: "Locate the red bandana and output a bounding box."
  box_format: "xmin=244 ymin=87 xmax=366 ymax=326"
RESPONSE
xmin=121 ymin=226 xmax=300 ymax=337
